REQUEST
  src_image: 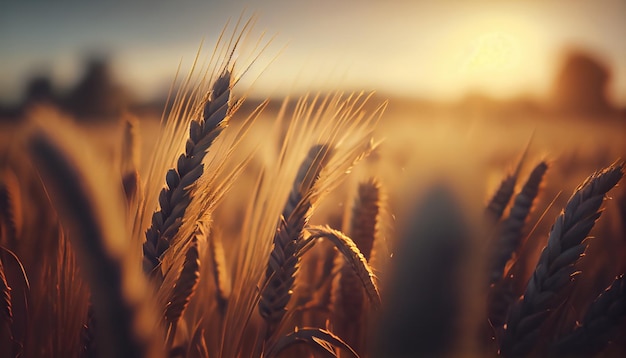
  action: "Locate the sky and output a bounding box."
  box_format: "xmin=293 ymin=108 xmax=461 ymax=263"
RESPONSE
xmin=1 ymin=0 xmax=625 ymax=105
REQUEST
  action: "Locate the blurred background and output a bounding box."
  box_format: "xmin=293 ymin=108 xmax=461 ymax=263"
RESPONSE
xmin=1 ymin=0 xmax=625 ymax=210
xmin=1 ymin=0 xmax=625 ymax=120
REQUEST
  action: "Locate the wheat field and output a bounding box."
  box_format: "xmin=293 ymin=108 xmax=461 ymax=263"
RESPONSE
xmin=1 ymin=21 xmax=626 ymax=358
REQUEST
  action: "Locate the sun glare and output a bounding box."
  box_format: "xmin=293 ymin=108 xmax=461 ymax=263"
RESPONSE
xmin=429 ymin=10 xmax=550 ymax=100
xmin=461 ymin=31 xmax=520 ymax=74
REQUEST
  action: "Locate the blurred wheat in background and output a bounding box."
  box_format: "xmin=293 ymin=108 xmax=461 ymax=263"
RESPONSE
xmin=1 ymin=2 xmax=625 ymax=357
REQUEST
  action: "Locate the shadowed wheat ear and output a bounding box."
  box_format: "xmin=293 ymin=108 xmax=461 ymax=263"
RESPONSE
xmin=0 ymin=169 xmax=22 ymax=249
xmin=143 ymin=69 xmax=233 ymax=280
xmin=550 ymin=274 xmax=626 ymax=356
xmin=489 ymin=161 xmax=549 ymax=284
xmin=500 ymin=161 xmax=624 ymax=357
xmin=28 ymin=121 xmax=163 ymax=358
xmin=485 ymin=144 xmax=529 ymax=223
xmin=259 ymin=143 xmax=333 ymax=340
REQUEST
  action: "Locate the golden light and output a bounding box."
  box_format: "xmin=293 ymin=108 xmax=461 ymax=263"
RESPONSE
xmin=461 ymin=31 xmax=520 ymax=74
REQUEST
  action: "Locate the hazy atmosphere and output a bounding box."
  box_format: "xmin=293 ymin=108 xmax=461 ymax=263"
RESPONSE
xmin=1 ymin=1 xmax=625 ymax=357
xmin=1 ymin=0 xmax=625 ymax=105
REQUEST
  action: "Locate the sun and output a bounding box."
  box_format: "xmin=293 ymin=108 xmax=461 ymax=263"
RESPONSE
xmin=461 ymin=31 xmax=520 ymax=74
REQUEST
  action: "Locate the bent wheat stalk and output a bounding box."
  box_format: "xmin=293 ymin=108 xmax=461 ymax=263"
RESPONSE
xmin=305 ymin=225 xmax=381 ymax=309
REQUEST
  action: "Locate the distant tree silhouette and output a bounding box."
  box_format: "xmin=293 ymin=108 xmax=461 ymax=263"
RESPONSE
xmin=551 ymin=50 xmax=613 ymax=115
xmin=64 ymin=57 xmax=127 ymax=120
xmin=24 ymin=75 xmax=55 ymax=105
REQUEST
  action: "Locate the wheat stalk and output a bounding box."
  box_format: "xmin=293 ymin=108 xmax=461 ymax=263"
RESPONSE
xmin=305 ymin=225 xmax=381 ymax=309
xmin=500 ymin=161 xmax=624 ymax=357
xmin=28 ymin=121 xmax=163 ymax=358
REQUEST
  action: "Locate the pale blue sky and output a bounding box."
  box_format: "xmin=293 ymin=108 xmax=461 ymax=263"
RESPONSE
xmin=1 ymin=0 xmax=625 ymax=105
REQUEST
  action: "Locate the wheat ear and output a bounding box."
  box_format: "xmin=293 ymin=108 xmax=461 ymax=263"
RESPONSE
xmin=500 ymin=161 xmax=624 ymax=357
xmin=259 ymin=144 xmax=332 ymax=340
xmin=332 ymin=178 xmax=382 ymax=352
xmin=485 ymin=146 xmax=528 ymax=223
xmin=29 ymin=125 xmax=163 ymax=358
xmin=490 ymin=161 xmax=548 ymax=284
xmin=550 ymin=274 xmax=626 ymax=356
xmin=143 ymin=70 xmax=232 ymax=279
xmin=349 ymin=178 xmax=381 ymax=261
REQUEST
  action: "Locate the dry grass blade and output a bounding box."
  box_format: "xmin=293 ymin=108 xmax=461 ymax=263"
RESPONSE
xmin=0 ymin=246 xmax=29 ymax=357
xmin=208 ymin=228 xmax=230 ymax=316
xmin=259 ymin=144 xmax=332 ymax=339
xmin=268 ymin=327 xmax=359 ymax=358
xmin=165 ymin=231 xmax=201 ymax=344
xmin=490 ymin=161 xmax=549 ymax=284
xmin=0 ymin=258 xmax=12 ymax=354
xmin=120 ymin=114 xmax=142 ymax=206
xmin=80 ymin=304 xmax=96 ymax=358
xmin=187 ymin=320 xmax=209 ymax=358
xmin=28 ymin=124 xmax=163 ymax=358
xmin=143 ymin=70 xmax=232 ymax=279
xmin=550 ymin=274 xmax=626 ymax=356
xmin=305 ymin=225 xmax=381 ymax=309
xmin=501 ymin=161 xmax=625 ymax=357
